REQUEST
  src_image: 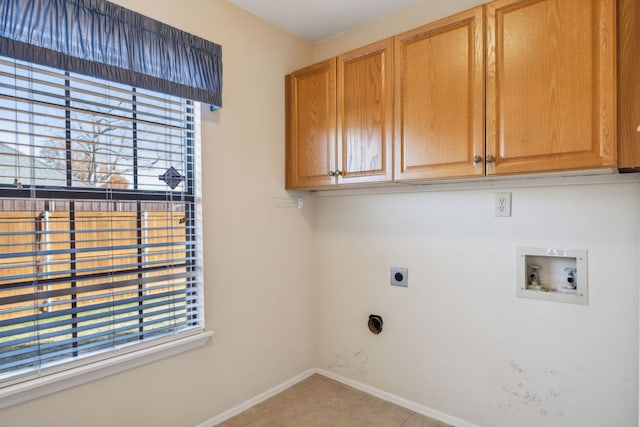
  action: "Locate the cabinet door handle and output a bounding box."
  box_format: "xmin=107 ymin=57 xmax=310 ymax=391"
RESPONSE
xmin=473 ymin=155 xmax=482 ymax=164
xmin=335 ymin=170 xmax=343 ymax=177
xmin=328 ymin=170 xmax=335 ymax=177
xmin=486 ymin=155 xmax=495 ymax=163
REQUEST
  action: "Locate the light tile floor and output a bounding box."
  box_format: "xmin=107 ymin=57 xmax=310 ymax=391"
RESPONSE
xmin=216 ymin=374 xmax=452 ymax=427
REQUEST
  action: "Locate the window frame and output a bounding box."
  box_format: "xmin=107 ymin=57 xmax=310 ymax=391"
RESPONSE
xmin=0 ymin=330 xmax=213 ymax=409
xmin=0 ymin=60 xmax=211 ymax=409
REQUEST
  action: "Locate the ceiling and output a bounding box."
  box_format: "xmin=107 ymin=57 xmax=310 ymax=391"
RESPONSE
xmin=227 ymin=0 xmax=419 ymax=42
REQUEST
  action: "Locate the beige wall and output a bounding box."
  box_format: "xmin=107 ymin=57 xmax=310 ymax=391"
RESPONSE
xmin=0 ymin=1 xmax=315 ymax=426
xmin=313 ymin=181 xmax=639 ymax=427
xmin=313 ymin=0 xmax=488 ymax=62
xmin=310 ymin=2 xmax=639 ymax=426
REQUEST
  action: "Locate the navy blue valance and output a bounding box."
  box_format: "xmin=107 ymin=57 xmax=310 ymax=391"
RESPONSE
xmin=0 ymin=0 xmax=222 ymax=108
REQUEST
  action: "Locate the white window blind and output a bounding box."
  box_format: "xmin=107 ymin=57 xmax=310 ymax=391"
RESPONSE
xmin=0 ymin=56 xmax=203 ymax=385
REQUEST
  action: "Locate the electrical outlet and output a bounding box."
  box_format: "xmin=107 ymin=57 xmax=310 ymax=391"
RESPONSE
xmin=390 ymin=267 xmax=408 ymax=287
xmin=494 ymin=192 xmax=512 ymax=217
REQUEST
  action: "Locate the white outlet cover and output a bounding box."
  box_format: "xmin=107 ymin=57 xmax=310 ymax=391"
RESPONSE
xmin=494 ymin=192 xmax=512 ymax=217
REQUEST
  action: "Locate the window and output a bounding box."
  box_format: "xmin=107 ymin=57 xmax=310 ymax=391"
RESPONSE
xmin=0 ymin=56 xmax=204 ymax=391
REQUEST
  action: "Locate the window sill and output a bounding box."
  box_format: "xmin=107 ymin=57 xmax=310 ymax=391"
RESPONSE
xmin=0 ymin=330 xmax=214 ymax=409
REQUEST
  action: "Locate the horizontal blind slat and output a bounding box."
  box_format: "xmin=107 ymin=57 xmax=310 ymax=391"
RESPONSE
xmin=0 ymin=289 xmax=190 ymax=330
xmin=0 ymin=271 xmax=195 ymax=306
xmin=1 ymin=309 xmax=190 ymax=360
xmin=0 ymin=263 xmax=194 ymax=292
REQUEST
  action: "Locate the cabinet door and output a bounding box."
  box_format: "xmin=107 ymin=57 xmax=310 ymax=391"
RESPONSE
xmin=337 ymin=38 xmax=393 ymax=184
xmin=486 ymin=0 xmax=616 ymax=175
xmin=394 ymin=6 xmax=485 ymax=181
xmin=285 ymin=59 xmax=336 ymax=189
xmin=618 ymin=0 xmax=640 ymax=168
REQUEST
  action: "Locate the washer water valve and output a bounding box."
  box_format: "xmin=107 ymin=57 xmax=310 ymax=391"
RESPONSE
xmin=564 ymin=267 xmax=577 ymax=290
xmin=528 ymin=264 xmax=541 ymax=289
xmin=517 ymin=247 xmax=588 ymax=305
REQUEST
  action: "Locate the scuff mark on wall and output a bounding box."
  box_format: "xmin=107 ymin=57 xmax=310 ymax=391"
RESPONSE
xmin=327 ymin=348 xmax=369 ymax=379
xmin=510 ymin=360 xmax=525 ymax=375
xmin=328 ymin=353 xmax=349 ymax=370
xmin=490 ymin=360 xmax=572 ymax=421
xmin=501 ymin=386 xmax=521 ymax=398
xmin=353 ymin=349 xmax=369 ymax=379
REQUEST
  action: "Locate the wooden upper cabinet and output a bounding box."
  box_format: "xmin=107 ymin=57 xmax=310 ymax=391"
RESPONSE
xmin=286 ymin=40 xmax=393 ymax=189
xmin=286 ymin=0 xmax=623 ymax=190
xmin=486 ymin=0 xmax=616 ymax=175
xmin=286 ymin=59 xmax=336 ymax=189
xmin=337 ymin=38 xmax=393 ymax=185
xmin=394 ymin=6 xmax=485 ymax=181
xmin=618 ymin=0 xmax=640 ymax=168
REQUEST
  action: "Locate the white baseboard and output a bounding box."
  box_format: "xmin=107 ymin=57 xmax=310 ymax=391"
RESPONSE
xmin=197 ymin=367 xmax=480 ymax=427
xmin=195 ymin=369 xmax=316 ymax=427
xmin=314 ymin=369 xmax=481 ymax=427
